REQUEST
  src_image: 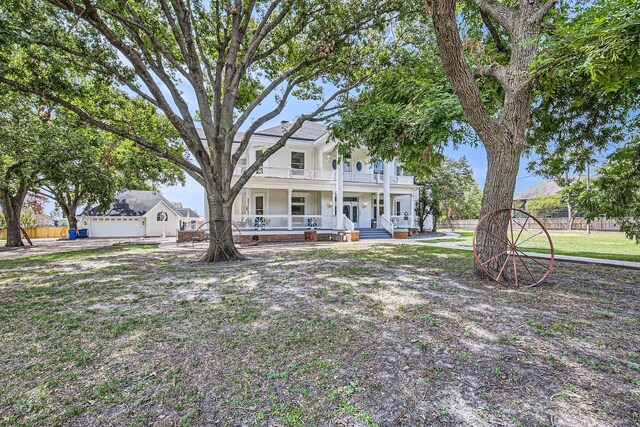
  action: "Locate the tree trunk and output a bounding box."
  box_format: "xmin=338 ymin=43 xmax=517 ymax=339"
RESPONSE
xmin=201 ymin=192 xmax=242 ymax=262
xmin=0 ymin=190 xmax=26 ymax=247
xmin=566 ymin=200 xmax=574 ymax=230
xmin=59 ymin=201 xmax=79 ymax=230
xmin=474 ymin=144 xmax=522 ymax=275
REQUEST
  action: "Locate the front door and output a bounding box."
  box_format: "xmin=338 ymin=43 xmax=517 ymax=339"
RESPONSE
xmin=342 ymin=202 xmax=359 ymax=228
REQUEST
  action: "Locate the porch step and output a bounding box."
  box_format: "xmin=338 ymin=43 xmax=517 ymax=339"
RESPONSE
xmin=358 ymin=228 xmax=392 ymax=239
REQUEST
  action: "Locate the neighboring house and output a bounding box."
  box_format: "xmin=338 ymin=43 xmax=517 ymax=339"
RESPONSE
xmin=203 ymin=121 xmax=428 ymax=238
xmin=80 ymin=190 xmax=203 ymax=238
xmin=514 ymin=180 xmax=568 ymax=217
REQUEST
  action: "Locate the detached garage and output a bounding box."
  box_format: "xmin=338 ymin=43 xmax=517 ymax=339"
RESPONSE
xmin=80 ymin=190 xmax=203 ymax=238
xmin=87 ymin=217 xmax=144 ymax=238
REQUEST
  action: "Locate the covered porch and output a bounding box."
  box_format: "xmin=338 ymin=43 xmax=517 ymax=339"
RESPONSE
xmin=232 ymin=188 xmax=416 ymax=232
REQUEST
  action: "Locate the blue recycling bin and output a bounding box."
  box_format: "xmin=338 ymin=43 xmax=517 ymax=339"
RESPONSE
xmin=68 ymin=229 xmax=77 ymax=240
xmin=78 ymin=228 xmax=88 ymax=239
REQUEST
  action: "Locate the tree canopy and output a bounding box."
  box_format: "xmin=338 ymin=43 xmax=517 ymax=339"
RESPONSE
xmin=0 ymin=0 xmax=406 ymax=261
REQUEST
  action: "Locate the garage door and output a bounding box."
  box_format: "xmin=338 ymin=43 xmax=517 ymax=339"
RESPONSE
xmin=90 ymin=218 xmax=142 ymax=238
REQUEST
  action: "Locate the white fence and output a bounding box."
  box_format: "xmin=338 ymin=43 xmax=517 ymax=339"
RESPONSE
xmin=446 ymin=217 xmax=621 ymax=231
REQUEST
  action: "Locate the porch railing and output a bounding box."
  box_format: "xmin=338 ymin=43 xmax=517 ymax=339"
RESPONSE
xmin=232 ymin=214 xmax=336 ymax=230
xmin=378 ymin=214 xmax=394 ymax=236
xmin=343 ymin=215 xmax=355 ymax=232
xmin=389 ymin=215 xmax=412 ymax=229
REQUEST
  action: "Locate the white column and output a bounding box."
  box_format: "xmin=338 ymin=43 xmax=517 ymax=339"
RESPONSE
xmin=376 ymin=192 xmax=381 ymax=228
xmin=410 ymin=192 xmax=415 ymax=228
xmin=287 ymin=188 xmax=293 ymax=230
xmin=336 ymin=158 xmax=344 ymax=229
xmin=383 ymin=161 xmax=391 ymax=220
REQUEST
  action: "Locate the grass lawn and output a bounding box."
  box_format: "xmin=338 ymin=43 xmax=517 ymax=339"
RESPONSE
xmin=0 ymin=243 xmax=639 ymax=426
xmin=422 ymin=230 xmax=640 ymax=262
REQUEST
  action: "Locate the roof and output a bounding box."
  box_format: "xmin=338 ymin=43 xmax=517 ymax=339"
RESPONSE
xmin=514 ymin=180 xmax=562 ymax=200
xmin=254 ymin=121 xmax=328 ymax=141
xmin=82 ymin=190 xmax=179 ymax=217
xmin=196 ymin=121 xmax=328 ymax=144
xmin=197 ymin=128 xmax=245 ymax=143
xmin=176 ymin=208 xmax=200 ymax=218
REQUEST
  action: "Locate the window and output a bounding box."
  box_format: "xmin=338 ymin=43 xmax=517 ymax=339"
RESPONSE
xmin=396 ymin=201 xmax=401 ymax=216
xmin=292 ymin=196 xmax=305 ymax=215
xmin=157 ymin=211 xmax=168 ymax=221
xmin=355 ymin=161 xmax=363 ymax=172
xmin=373 ymin=161 xmax=383 ymax=174
xmin=291 ymin=152 xmax=305 ymax=169
xmin=343 ymin=161 xmax=351 ymax=172
xmin=396 ymin=165 xmax=405 ymax=176
xmin=255 ymin=196 xmax=264 ymax=215
xmin=331 ymin=159 xmax=337 ymax=170
xmin=255 ymin=149 xmax=264 ymax=174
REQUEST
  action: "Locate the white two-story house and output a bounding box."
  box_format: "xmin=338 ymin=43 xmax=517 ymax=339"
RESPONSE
xmin=204 ymin=121 xmax=430 ymax=239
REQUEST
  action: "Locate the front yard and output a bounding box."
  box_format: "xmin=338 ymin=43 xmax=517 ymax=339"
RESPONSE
xmin=0 ymin=243 xmax=638 ymax=426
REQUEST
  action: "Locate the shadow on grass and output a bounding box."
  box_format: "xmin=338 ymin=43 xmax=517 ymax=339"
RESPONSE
xmin=0 ymin=244 xmax=158 ymax=269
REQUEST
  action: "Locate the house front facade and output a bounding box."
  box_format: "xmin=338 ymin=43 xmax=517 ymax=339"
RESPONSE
xmin=205 ymin=122 xmax=429 ymax=238
xmin=81 ymin=190 xmax=204 ymax=238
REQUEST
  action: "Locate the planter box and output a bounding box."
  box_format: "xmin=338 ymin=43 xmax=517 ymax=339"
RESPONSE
xmin=304 ymin=230 xmax=318 ymax=242
xmin=177 ymin=230 xmax=205 ymax=243
xmin=393 ymin=230 xmax=409 ymax=239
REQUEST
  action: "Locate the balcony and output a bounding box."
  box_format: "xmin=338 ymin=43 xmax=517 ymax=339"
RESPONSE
xmin=234 ymin=165 xmax=414 ymax=185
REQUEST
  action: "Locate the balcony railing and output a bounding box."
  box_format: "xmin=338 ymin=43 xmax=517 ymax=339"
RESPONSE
xmin=232 ymin=214 xmax=336 ymax=230
xmin=234 ymin=165 xmax=414 ymax=184
xmin=234 ymin=166 xmax=335 ymax=180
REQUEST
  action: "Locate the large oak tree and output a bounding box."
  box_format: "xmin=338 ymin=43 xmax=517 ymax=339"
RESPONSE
xmin=0 ymin=0 xmax=402 ymax=261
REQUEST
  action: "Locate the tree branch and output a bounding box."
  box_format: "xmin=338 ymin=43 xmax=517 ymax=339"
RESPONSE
xmin=0 ymin=76 xmax=205 ymax=186
xmin=230 ymin=78 xmax=366 ymax=197
xmin=431 ymin=0 xmax=500 ymax=140
xmin=472 ymin=0 xmax=515 ymax=34
xmin=479 ymin=10 xmax=507 ymax=52
xmin=529 ymin=0 xmax=558 ymax=25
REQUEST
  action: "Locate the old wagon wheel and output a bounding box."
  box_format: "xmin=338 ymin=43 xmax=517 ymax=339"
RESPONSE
xmin=190 ymin=221 xmax=242 ymax=260
xmin=473 ymin=208 xmax=554 ymax=288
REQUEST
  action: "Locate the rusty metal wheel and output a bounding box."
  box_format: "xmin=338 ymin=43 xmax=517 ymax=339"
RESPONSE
xmin=473 ymin=208 xmax=554 ymax=288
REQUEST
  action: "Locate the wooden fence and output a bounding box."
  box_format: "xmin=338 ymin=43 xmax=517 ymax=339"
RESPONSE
xmin=0 ymin=226 xmax=69 ymax=240
xmin=446 ymin=217 xmax=621 ymax=231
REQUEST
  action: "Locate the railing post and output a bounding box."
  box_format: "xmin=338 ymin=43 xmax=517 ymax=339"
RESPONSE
xmin=287 ymin=189 xmax=293 ymax=230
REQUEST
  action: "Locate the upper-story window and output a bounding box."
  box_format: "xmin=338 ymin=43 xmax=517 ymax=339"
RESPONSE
xmin=331 ymin=159 xmax=337 ymax=170
xmin=343 ymin=161 xmax=351 ymax=172
xmin=396 ymin=165 xmax=405 ymax=176
xmin=355 ymin=161 xmax=363 ymax=172
xmin=157 ymin=211 xmax=168 ymax=221
xmin=373 ymin=161 xmax=383 ymax=174
xmin=291 ymin=152 xmax=305 ymax=170
xmin=255 ymin=149 xmax=264 ymax=174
